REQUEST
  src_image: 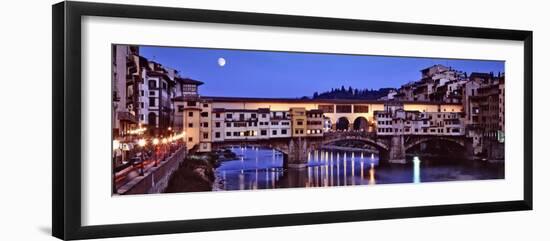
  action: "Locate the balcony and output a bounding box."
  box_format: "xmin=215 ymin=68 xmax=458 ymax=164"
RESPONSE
xmin=117 ymin=111 xmax=138 ymax=123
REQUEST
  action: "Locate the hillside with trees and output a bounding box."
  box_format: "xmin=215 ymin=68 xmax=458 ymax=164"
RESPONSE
xmin=303 ymin=86 xmax=394 ymax=100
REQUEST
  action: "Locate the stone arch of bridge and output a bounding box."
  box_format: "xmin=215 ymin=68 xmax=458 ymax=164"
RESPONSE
xmin=321 ymin=136 xmax=389 ymax=152
xmin=404 ymin=136 xmax=465 ymax=151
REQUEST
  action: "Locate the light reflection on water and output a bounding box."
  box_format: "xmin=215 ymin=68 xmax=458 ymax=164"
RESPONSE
xmin=214 ymin=146 xmax=504 ymax=191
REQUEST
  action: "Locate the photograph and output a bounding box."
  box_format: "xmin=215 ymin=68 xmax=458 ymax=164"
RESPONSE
xmin=111 ymin=44 xmax=505 ymax=195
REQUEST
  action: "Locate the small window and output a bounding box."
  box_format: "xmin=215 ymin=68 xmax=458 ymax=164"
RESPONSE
xmin=149 ymin=91 xmax=155 ymax=96
xmin=226 ymin=113 xmax=233 ymax=119
xmin=203 ymin=132 xmax=208 ymax=139
xmin=272 ymin=130 xmax=277 ymax=135
xmin=201 ymin=112 xmax=209 ymax=117
xmin=149 ymin=97 xmax=155 ymax=107
xmin=203 ymin=103 xmax=209 ymax=107
xmin=215 ymin=113 xmax=221 ymax=118
xmin=226 ymin=132 xmax=231 ymax=136
xmin=215 ymin=122 xmax=221 ymax=128
xmin=202 ymin=122 xmax=209 ymax=128
xmin=177 ymin=105 xmax=184 ymax=112
xmin=188 ymin=112 xmax=193 ymax=117
xmin=188 ymin=123 xmax=193 ymax=128
xmin=215 ymin=132 xmax=221 ymax=138
xmin=261 ymin=130 xmax=267 ymax=136
xmin=226 ymin=123 xmax=231 ymax=127
xmin=188 ymin=137 xmax=193 ymax=142
xmin=149 ymin=80 xmax=157 ymax=89
xmin=281 ymin=129 xmax=287 ymax=135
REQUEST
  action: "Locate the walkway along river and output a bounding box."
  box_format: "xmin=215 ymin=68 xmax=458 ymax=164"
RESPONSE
xmin=213 ymin=146 xmax=504 ymax=191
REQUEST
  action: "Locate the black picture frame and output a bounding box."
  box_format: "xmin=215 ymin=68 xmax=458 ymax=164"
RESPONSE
xmin=52 ymin=1 xmax=533 ymax=240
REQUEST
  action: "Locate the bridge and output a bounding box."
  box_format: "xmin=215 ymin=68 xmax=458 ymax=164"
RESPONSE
xmin=212 ymin=131 xmax=468 ymax=168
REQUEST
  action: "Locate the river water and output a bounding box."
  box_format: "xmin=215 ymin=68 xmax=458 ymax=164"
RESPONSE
xmin=214 ymin=146 xmax=504 ymax=191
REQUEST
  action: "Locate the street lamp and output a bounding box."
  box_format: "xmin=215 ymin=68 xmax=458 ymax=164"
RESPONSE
xmin=152 ymin=138 xmax=160 ymax=167
xmin=138 ymin=138 xmax=146 ymax=176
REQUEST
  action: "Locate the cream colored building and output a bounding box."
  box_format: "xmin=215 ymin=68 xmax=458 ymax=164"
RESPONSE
xmin=306 ymin=109 xmax=324 ymax=137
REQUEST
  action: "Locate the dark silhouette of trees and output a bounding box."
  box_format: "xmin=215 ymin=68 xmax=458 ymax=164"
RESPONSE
xmin=311 ymin=86 xmax=394 ymax=100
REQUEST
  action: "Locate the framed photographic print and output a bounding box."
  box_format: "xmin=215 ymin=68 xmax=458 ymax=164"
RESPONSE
xmin=52 ymin=1 xmax=533 ymax=240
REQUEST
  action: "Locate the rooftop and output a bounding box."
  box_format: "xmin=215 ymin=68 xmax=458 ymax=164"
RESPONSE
xmin=202 ymin=96 xmax=457 ymax=105
xmin=175 ymin=77 xmax=204 ymax=86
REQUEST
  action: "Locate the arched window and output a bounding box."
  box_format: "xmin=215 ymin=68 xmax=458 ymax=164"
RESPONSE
xmin=336 ymin=117 xmax=350 ymax=131
xmin=353 ymin=117 xmax=369 ymax=131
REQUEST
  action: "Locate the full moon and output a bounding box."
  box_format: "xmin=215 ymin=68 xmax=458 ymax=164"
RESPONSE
xmin=217 ymin=57 xmax=226 ymax=67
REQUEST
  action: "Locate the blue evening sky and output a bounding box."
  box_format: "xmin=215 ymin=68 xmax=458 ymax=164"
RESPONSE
xmin=140 ymin=46 xmax=504 ymax=98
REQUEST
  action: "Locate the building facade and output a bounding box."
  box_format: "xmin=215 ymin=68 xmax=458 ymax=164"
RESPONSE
xmin=112 ymin=45 xmax=140 ymax=137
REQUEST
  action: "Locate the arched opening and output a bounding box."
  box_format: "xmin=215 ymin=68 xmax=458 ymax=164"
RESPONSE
xmin=353 ymin=117 xmax=369 ymax=131
xmin=406 ymin=138 xmax=466 ymax=159
xmin=335 ymin=117 xmax=350 ymax=131
xmin=148 ymin=112 xmax=157 ymax=127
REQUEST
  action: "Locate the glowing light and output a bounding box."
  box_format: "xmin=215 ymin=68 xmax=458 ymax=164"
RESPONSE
xmin=112 ymin=140 xmax=120 ymax=150
xmin=127 ymin=127 xmax=147 ymax=135
xmin=138 ymin=139 xmax=146 ymax=147
xmin=162 ymin=138 xmax=168 ymax=144
xmin=413 ymin=156 xmax=421 ymax=184
xmin=369 ymin=163 xmax=376 ymax=185
xmin=152 ymin=138 xmax=160 ymax=145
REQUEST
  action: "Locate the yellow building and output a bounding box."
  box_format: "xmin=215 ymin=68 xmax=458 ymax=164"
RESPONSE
xmin=289 ymin=107 xmax=307 ymax=137
xmin=198 ymin=100 xmax=212 ymax=152
xmin=182 ymin=98 xmax=201 ymax=151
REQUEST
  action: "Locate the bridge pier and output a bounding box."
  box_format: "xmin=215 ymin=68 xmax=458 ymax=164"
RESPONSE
xmin=387 ymin=135 xmax=406 ymax=164
xmin=283 ymin=138 xmax=309 ymax=168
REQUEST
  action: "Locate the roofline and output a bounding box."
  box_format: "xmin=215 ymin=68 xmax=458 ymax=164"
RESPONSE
xmin=202 ymin=96 xmax=461 ymax=106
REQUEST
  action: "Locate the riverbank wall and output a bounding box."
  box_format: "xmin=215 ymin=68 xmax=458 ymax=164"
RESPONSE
xmin=116 ymin=147 xmax=186 ymax=195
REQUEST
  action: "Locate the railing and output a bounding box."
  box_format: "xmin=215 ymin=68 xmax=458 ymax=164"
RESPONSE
xmin=323 ymin=131 xmax=377 ymax=140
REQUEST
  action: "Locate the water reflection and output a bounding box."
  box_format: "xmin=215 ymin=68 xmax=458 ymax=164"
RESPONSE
xmin=214 ymin=146 xmax=504 ymax=191
xmin=413 ymin=156 xmax=421 ymax=184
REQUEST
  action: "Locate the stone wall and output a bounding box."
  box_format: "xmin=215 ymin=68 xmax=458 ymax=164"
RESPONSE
xmin=117 ymin=147 xmax=186 ymax=195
